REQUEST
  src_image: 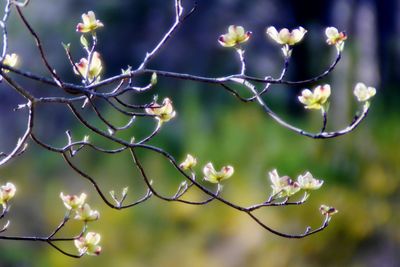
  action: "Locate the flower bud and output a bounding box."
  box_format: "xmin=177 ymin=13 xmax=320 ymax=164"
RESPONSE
xmin=0 ymin=182 xmax=16 ymax=204
xmin=320 ymin=205 xmax=338 ymax=216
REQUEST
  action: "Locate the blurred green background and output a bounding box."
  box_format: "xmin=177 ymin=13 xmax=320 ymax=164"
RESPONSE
xmin=0 ymin=0 xmax=400 ymax=266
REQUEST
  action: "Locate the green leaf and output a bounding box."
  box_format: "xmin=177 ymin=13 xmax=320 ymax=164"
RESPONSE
xmin=80 ymin=35 xmax=89 ymax=48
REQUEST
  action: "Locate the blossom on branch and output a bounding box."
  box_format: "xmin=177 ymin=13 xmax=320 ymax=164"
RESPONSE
xmin=266 ymin=26 xmax=307 ymax=46
xmin=353 ymin=82 xmax=376 ymax=102
xmin=203 ymin=163 xmax=234 ymax=184
xmin=76 ymin=11 xmax=104 ymax=33
xmin=218 ymin=25 xmax=252 ymax=48
xmin=298 ymin=84 xmax=331 ymax=110
xmin=320 ymin=205 xmax=338 ymax=216
xmin=74 ymin=52 xmax=103 ymax=83
xmin=145 ymin=98 xmax=176 ymax=123
xmin=297 ymin=172 xmax=324 ymax=190
xmin=74 ymin=203 xmax=100 ymax=222
xmin=179 ymin=154 xmax=197 ymax=170
xmin=2 ymin=53 xmax=19 ymax=73
xmin=74 ymin=232 xmax=102 ymax=256
xmin=325 ymin=27 xmax=347 ymax=46
xmin=269 ymin=169 xmax=300 ymax=198
xmin=60 ymin=192 xmax=87 ymax=210
xmin=0 ymin=182 xmax=16 ymax=205
xmin=325 ymin=27 xmax=347 ymax=52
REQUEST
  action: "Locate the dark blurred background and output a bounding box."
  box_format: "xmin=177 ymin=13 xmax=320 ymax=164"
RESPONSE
xmin=0 ymin=0 xmax=399 ymax=266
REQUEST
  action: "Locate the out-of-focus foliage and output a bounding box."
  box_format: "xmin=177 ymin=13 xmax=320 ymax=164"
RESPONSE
xmin=0 ymin=0 xmax=400 ymax=266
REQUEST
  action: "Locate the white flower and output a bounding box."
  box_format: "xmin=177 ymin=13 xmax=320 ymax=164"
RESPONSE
xmin=145 ymin=98 xmax=176 ymax=123
xmin=353 ymin=82 xmax=376 ymax=102
xmin=179 ymin=154 xmax=197 ymax=170
xmin=74 ymin=203 xmax=100 ymax=222
xmin=203 ymin=162 xmax=234 ymax=184
xmin=297 ymin=172 xmax=323 ymax=190
xmin=74 ymin=232 xmax=102 ymax=256
xmin=269 ymin=169 xmax=300 ymax=198
xmin=325 ymin=27 xmax=347 ymax=46
xmin=266 ymin=26 xmax=307 ymax=46
xmin=60 ymin=192 xmax=86 ymax=210
xmin=218 ymin=25 xmax=252 ymax=47
xmin=298 ymin=84 xmax=331 ymax=110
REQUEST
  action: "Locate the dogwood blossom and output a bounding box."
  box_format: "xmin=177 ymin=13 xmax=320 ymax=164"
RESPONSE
xmin=179 ymin=154 xmax=197 ymax=170
xmin=76 ymin=11 xmax=104 ymax=33
xmin=203 ymin=162 xmax=234 ymax=183
xmin=353 ymin=82 xmax=376 ymax=102
xmin=266 ymin=26 xmax=307 ymax=46
xmin=145 ymin=98 xmax=176 ymax=123
xmin=218 ymin=25 xmax=252 ymax=47
xmin=74 ymin=232 xmax=102 ymax=256
xmin=298 ymin=84 xmax=331 ymax=110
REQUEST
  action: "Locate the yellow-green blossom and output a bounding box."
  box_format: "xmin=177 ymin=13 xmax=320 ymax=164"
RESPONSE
xmin=0 ymin=182 xmax=16 ymax=205
xmin=74 ymin=203 xmax=100 ymax=222
xmin=2 ymin=53 xmax=19 ymax=73
xmin=353 ymin=82 xmax=376 ymax=102
xmin=74 ymin=52 xmax=103 ymax=83
xmin=269 ymin=169 xmax=300 ymax=198
xmin=297 ymin=172 xmax=323 ymax=190
xmin=298 ymin=84 xmax=331 ymax=110
xmin=74 ymin=232 xmax=101 ymax=256
xmin=218 ymin=25 xmax=252 ymax=47
xmin=325 ymin=27 xmax=347 ymax=46
xmin=60 ymin=192 xmax=86 ymax=210
xmin=266 ymin=26 xmax=307 ymax=46
xmin=179 ymin=154 xmax=197 ymax=170
xmin=76 ymin=11 xmax=104 ymax=33
xmin=203 ymin=162 xmax=234 ymax=184
xmin=145 ymin=98 xmax=176 ymax=123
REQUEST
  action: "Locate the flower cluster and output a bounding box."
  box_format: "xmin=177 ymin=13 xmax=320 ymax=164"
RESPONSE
xmin=145 ymin=98 xmax=176 ymax=123
xmin=60 ymin=192 xmax=99 ymax=222
xmin=0 ymin=182 xmax=16 ymax=206
xmin=269 ymin=169 xmax=323 ymax=199
xmin=60 ymin=192 xmax=100 ymax=255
